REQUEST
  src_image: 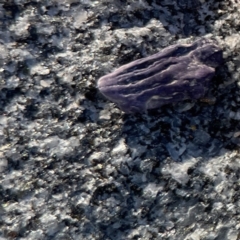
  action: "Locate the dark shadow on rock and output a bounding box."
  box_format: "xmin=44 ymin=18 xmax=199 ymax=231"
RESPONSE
xmin=120 ymin=62 xmax=238 ymax=162
xmin=102 ymin=0 xmax=226 ymax=37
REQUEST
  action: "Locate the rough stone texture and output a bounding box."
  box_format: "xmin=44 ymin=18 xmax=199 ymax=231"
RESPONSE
xmin=1 ymin=1 xmax=240 ymax=240
xmin=98 ymin=38 xmax=223 ymax=113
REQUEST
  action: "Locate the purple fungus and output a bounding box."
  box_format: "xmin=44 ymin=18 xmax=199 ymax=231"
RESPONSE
xmin=97 ymin=38 xmax=223 ymax=113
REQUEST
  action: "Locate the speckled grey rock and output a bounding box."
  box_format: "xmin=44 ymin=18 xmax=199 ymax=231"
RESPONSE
xmin=2 ymin=0 xmax=240 ymax=239
xmin=98 ymin=38 xmax=223 ymax=113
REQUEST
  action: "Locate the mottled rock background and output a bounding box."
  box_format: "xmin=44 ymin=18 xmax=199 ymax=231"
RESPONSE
xmin=1 ymin=0 xmax=240 ymax=239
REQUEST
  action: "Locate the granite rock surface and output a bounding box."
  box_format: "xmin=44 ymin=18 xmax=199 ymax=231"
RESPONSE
xmin=1 ymin=1 xmax=240 ymax=240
